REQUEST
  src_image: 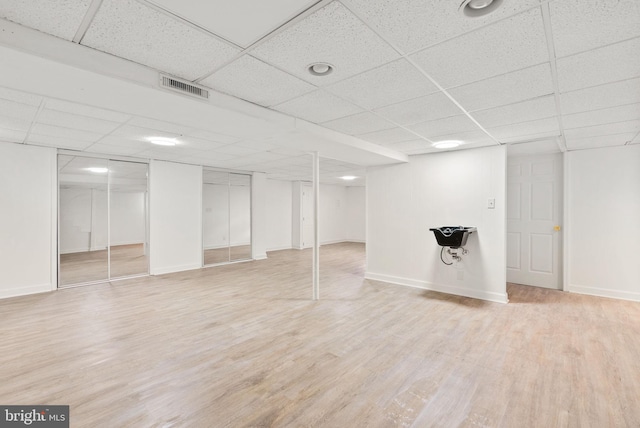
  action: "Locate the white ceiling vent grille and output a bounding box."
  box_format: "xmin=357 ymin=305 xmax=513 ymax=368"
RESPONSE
xmin=160 ymin=75 xmax=209 ymax=99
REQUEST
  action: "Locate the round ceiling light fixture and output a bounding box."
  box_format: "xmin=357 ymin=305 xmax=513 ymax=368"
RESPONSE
xmin=307 ymin=62 xmax=334 ymax=76
xmin=432 ymin=140 xmax=463 ymax=149
xmin=147 ymin=137 xmax=178 ymax=146
xmin=459 ymin=0 xmax=503 ymax=18
xmin=340 ymin=175 xmax=357 ymax=181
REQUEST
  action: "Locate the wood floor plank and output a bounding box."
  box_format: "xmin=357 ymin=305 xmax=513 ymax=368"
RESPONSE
xmin=1 ymin=243 xmax=639 ymax=427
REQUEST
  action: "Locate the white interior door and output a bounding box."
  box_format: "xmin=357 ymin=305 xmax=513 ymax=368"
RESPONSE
xmin=507 ymin=154 xmax=562 ymax=289
xmin=302 ymin=184 xmax=314 ymax=248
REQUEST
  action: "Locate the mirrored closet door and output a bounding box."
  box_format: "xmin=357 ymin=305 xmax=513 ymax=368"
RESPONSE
xmin=58 ymin=155 xmax=149 ymax=287
xmin=202 ymin=169 xmax=252 ymax=266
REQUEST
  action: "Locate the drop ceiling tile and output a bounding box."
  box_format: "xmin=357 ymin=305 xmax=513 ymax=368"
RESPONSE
xmin=0 ymin=115 xmax=32 ymax=132
xmin=0 ymin=87 xmax=43 ymax=106
xmin=429 ymin=130 xmax=497 ymax=147
xmin=112 ymin=125 xmax=178 ymax=142
xmin=273 ymin=90 xmax=363 ymax=123
xmin=127 ymin=117 xmax=194 ymax=135
xmin=342 ymin=0 xmax=539 ymax=54
xmin=448 ymin=64 xmax=555 ymax=112
xmin=31 ymin=123 xmax=103 ymax=143
xmin=488 ymin=117 xmax=560 ymax=141
xmin=93 ymin=136 xmax=150 ymax=150
xmin=200 ymin=55 xmax=316 ymax=107
xmin=321 ymin=112 xmax=395 ymax=135
xmin=212 ymin=144 xmax=262 ymax=156
xmin=85 ymin=143 xmax=145 ymax=156
xmin=82 ymin=0 xmax=241 ymax=81
xmin=237 ymin=140 xmax=278 ymax=152
xmin=551 ymin=0 xmax=640 ymax=58
xmin=557 ymin=38 xmax=640 ymax=93
xmin=563 ymin=104 xmax=640 ymax=130
xmin=250 ymin=2 xmax=399 ymax=86
xmin=391 ymin=139 xmax=431 ymax=153
xmin=410 ymin=9 xmax=548 ymax=88
xmin=0 ymin=99 xmax=39 ymax=121
xmin=564 ymin=120 xmax=640 ymax=140
xmin=185 ymin=129 xmax=239 ymax=145
xmin=0 ymin=0 xmax=91 ymax=40
xmin=560 ymin=78 xmax=640 ymax=114
xmin=407 ymin=115 xmax=480 ymax=139
xmin=565 ymin=133 xmax=637 ymax=150
xmin=0 ymin=128 xmax=26 ymax=142
xmin=373 ymin=91 xmax=463 ymax=126
xmin=471 ymin=96 xmax=557 ymax=128
xmin=508 ymin=139 xmax=561 ymax=156
xmin=45 ymin=99 xmax=132 ymax=122
xmin=324 ymin=59 xmax=438 ymax=109
xmin=37 ymin=109 xmax=122 ymax=134
xmin=26 ymin=133 xmax=94 ymax=150
xmin=356 ymin=127 xmax=419 ymax=144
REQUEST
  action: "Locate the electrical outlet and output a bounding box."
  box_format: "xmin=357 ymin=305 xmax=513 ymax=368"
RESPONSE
xmin=488 ymin=198 xmax=495 ymax=209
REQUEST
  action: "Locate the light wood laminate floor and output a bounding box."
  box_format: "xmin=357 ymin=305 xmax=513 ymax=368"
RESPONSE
xmin=1 ymin=243 xmax=639 ymax=427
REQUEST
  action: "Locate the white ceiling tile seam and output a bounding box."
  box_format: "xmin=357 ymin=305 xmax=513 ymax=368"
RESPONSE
xmin=72 ymin=0 xmax=104 ymax=44
xmin=21 ymin=99 xmax=47 ymax=145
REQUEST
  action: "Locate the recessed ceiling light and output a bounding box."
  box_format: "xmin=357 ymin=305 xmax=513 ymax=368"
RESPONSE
xmin=147 ymin=137 xmax=178 ymax=146
xmin=432 ymin=140 xmax=463 ymax=149
xmin=340 ymin=175 xmax=357 ymax=181
xmin=308 ymin=62 xmax=334 ymax=76
xmin=459 ymin=0 xmax=503 ymax=17
xmin=85 ymin=167 xmax=108 ymax=173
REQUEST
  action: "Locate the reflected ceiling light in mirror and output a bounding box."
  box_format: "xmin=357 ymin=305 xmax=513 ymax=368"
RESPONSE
xmin=147 ymin=137 xmax=178 ymax=146
xmin=85 ymin=167 xmax=108 ymax=173
xmin=432 ymin=140 xmax=463 ymax=149
xmin=340 ymin=175 xmax=358 ymax=181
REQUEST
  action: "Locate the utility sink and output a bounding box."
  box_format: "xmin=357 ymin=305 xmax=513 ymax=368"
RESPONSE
xmin=429 ymin=226 xmax=477 ymax=248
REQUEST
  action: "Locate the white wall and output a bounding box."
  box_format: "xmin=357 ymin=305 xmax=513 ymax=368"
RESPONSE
xmin=110 ymin=191 xmax=145 ymax=246
xmin=202 ymin=183 xmax=251 ymax=249
xmin=0 ymin=142 xmax=56 ymax=298
xmin=366 ymin=145 xmax=507 ymax=303
xmin=149 ymin=160 xmax=202 ymax=275
xmin=566 ymin=145 xmax=640 ymax=301
xmin=266 ymin=179 xmax=292 ymax=251
xmin=346 ymin=186 xmax=366 ymax=243
xmin=320 ymin=184 xmax=348 ymax=244
xmin=251 ymin=172 xmax=268 ymax=260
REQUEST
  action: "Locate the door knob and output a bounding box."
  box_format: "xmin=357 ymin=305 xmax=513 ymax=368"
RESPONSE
xmin=554 ymin=225 xmax=561 ymax=232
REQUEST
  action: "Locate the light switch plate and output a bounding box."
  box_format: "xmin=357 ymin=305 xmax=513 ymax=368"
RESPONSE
xmin=488 ymin=198 xmax=496 ymax=209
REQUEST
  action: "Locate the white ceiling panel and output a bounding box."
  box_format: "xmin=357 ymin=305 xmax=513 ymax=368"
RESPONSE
xmin=0 ymin=87 xmax=43 ymax=106
xmin=488 ymin=117 xmax=560 ymax=141
xmin=557 ymin=37 xmax=640 ymax=93
xmin=82 ymin=0 xmax=241 ymax=81
xmin=112 ymin=125 xmax=179 ymax=142
xmin=0 ymin=128 xmax=26 ymax=142
xmin=273 ymin=90 xmax=363 ymax=123
xmin=146 ymin=0 xmax=318 ymax=48
xmin=321 ymin=112 xmax=395 ymax=135
xmin=565 ymin=133 xmax=637 ymax=150
xmin=37 ymin=109 xmax=122 ymax=134
xmin=564 ymin=120 xmax=640 ymax=140
xmin=448 ymin=63 xmax=554 ymax=112
xmin=0 ymin=99 xmax=39 ymax=121
xmin=560 ymin=78 xmax=640 ymax=115
xmin=425 ymin=130 xmax=496 ymax=148
xmin=200 ymin=55 xmax=316 ymax=107
xmin=324 ymin=59 xmax=438 ymax=110
xmin=508 ymin=139 xmax=561 ymax=156
xmin=342 ymin=0 xmax=540 ymax=54
xmin=31 ymin=123 xmax=103 ymax=143
xmin=0 ymin=115 xmax=32 ymax=132
xmin=185 ymin=129 xmax=239 ymax=145
xmin=250 ymin=2 xmax=399 ymax=86
xmin=551 ymin=0 xmax=640 ymax=58
xmin=391 ymin=139 xmax=432 ymax=153
xmin=356 ymin=127 xmax=420 ymax=145
xmin=212 ymin=144 xmax=262 ymax=156
xmin=91 ymin=136 xmax=150 ymax=150
xmin=373 ymin=91 xmax=463 ymax=126
xmin=0 ymin=0 xmax=91 ymax=41
xmin=563 ymin=104 xmax=640 ymax=130
xmin=127 ymin=117 xmax=194 ymax=136
xmin=45 ymin=99 xmax=132 ymax=122
xmin=85 ymin=143 xmax=145 ymax=156
xmin=471 ymin=96 xmax=557 ymax=128
xmin=407 ymin=115 xmax=480 ymax=139
xmin=410 ymin=9 xmax=548 ymax=89
xmin=27 ymin=133 xmax=94 ymax=150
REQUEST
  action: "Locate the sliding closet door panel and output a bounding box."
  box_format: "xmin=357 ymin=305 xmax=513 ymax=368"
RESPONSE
xmin=109 ymin=160 xmax=148 ymax=279
xmin=203 ymin=171 xmax=230 ymax=265
xmin=230 ymin=173 xmax=251 ymax=261
xmin=58 ymin=155 xmax=109 ymax=286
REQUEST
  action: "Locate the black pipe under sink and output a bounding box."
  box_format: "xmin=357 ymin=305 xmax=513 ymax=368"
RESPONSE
xmin=429 ymin=226 xmax=477 ymax=248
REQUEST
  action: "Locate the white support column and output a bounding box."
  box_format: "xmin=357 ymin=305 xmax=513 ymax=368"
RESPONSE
xmin=312 ymin=152 xmax=320 ymax=301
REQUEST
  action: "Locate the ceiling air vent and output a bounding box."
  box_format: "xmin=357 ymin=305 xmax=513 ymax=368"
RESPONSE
xmin=160 ymin=75 xmax=209 ymax=99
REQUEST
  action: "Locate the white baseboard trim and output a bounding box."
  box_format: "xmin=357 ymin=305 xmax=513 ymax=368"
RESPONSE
xmin=151 ymin=263 xmax=202 ymax=276
xmin=568 ymin=284 xmax=640 ymax=302
xmin=345 ymin=239 xmax=366 ymax=244
xmin=0 ymin=283 xmax=52 ymax=299
xmin=365 ymin=271 xmax=509 ymax=304
xmin=266 ymin=245 xmax=292 ymax=252
xmin=253 ymin=254 xmax=268 ymax=260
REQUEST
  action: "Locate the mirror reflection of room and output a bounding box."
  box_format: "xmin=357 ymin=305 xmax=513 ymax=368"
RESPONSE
xmin=202 ymin=169 xmax=251 ymax=266
xmin=58 ymin=155 xmax=148 ymax=287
